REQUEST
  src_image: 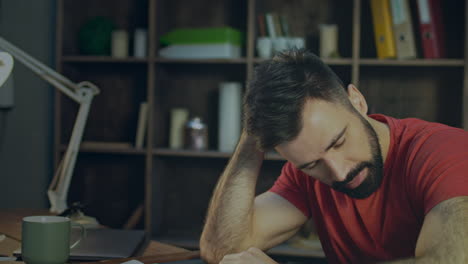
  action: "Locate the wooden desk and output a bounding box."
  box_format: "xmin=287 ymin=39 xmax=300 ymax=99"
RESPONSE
xmin=0 ymin=209 xmax=200 ymax=264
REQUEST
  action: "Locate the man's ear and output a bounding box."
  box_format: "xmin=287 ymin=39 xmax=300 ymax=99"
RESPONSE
xmin=347 ymin=84 xmax=368 ymax=115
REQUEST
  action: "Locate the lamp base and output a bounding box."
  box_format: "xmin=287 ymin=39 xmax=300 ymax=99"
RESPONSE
xmin=69 ymin=210 xmax=100 ymax=229
xmin=58 ymin=202 xmax=100 ymax=228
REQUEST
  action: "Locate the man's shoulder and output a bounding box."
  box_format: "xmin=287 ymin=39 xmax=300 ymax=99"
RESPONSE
xmin=400 ymin=119 xmax=468 ymax=153
xmin=384 ymin=116 xmax=465 ymax=152
xmin=396 ymin=118 xmax=468 ymax=185
xmin=385 ymin=117 xmax=468 ymax=180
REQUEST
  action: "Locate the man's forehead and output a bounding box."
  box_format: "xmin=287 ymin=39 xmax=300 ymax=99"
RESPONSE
xmin=275 ymin=100 xmax=351 ymax=160
xmin=279 ymin=113 xmax=346 ymax=156
xmin=301 ymin=100 xmax=348 ymax=132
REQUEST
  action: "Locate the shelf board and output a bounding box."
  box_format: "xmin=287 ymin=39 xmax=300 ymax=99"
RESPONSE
xmin=322 ymin=58 xmax=353 ymax=65
xmin=61 ymin=56 xmax=149 ymax=63
xmin=155 ymin=236 xmax=325 ymax=258
xmin=253 ymin=57 xmax=353 ymax=65
xmin=153 ymin=148 xmax=284 ymax=161
xmin=154 ymin=57 xmax=248 ymax=64
xmin=359 ymin=58 xmax=465 ymax=67
xmin=60 ymin=141 xmax=146 ymax=155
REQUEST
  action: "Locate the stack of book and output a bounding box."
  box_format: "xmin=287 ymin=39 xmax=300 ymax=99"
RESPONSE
xmin=370 ymin=0 xmax=446 ymax=59
xmin=257 ymin=12 xmax=290 ymax=38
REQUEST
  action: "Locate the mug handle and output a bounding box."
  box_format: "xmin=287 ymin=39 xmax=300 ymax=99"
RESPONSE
xmin=70 ymin=223 xmax=86 ymax=249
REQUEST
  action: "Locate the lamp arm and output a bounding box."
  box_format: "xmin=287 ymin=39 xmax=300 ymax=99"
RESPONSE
xmin=48 ymin=86 xmax=94 ymax=213
xmin=0 ymin=37 xmax=99 ymax=103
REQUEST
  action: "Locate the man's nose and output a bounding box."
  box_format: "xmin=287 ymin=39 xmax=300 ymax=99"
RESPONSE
xmin=322 ymin=156 xmax=349 ymax=183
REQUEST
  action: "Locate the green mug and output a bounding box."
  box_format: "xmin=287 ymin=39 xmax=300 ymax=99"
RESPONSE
xmin=21 ymin=216 xmax=85 ymax=264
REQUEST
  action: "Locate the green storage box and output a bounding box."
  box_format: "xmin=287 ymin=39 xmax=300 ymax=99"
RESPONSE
xmin=160 ymin=27 xmax=243 ymax=46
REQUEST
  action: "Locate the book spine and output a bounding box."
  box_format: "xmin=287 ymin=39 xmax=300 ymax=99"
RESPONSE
xmin=265 ymin=13 xmax=277 ymax=38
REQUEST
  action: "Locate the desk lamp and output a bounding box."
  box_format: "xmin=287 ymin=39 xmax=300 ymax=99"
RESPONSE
xmin=0 ymin=37 xmax=100 ymax=215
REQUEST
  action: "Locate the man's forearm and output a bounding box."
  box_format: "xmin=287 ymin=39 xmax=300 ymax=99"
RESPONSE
xmin=200 ymin=133 xmax=264 ymax=263
xmin=381 ymin=197 xmax=468 ymax=264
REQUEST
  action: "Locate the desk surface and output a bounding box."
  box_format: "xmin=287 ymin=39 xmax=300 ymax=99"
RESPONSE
xmin=0 ymin=209 xmax=199 ymax=264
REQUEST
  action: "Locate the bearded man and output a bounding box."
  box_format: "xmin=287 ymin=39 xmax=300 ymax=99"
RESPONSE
xmin=200 ymin=49 xmax=468 ymax=264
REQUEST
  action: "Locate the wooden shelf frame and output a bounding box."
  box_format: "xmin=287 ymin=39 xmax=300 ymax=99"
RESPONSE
xmin=359 ymin=59 xmax=465 ymax=67
xmin=60 ymin=142 xmax=146 ymax=155
xmin=153 ymin=148 xmax=284 ymax=160
xmin=253 ymin=57 xmax=354 ymax=65
xmin=62 ymin=56 xmax=466 ymax=67
xmin=62 ymin=56 xmax=150 ymax=63
xmin=61 ymin=145 xmax=284 ymax=160
xmin=154 ymin=57 xmax=248 ymax=64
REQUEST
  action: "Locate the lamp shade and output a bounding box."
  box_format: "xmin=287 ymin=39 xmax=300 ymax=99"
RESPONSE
xmin=0 ymin=52 xmax=14 ymax=87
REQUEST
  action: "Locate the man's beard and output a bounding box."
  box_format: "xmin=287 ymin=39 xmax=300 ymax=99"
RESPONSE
xmin=331 ymin=114 xmax=384 ymax=199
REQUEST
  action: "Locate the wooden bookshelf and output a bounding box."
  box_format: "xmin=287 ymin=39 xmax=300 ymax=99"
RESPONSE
xmin=55 ymin=0 xmax=468 ymax=258
xmin=60 ymin=141 xmax=146 ymax=155
xmin=154 ymin=57 xmax=248 ymax=64
xmin=153 ymin=148 xmax=284 ymax=160
xmin=253 ymin=57 xmax=354 ymax=65
xmin=359 ymin=58 xmax=465 ymax=67
xmin=62 ymin=56 xmax=149 ymax=63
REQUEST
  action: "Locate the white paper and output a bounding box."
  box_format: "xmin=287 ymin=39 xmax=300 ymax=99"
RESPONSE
xmin=390 ymin=0 xmax=406 ymax=25
xmin=417 ymin=0 xmax=431 ymax=24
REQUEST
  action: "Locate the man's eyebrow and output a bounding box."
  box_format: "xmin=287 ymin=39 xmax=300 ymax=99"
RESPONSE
xmin=296 ymin=125 xmax=348 ymax=170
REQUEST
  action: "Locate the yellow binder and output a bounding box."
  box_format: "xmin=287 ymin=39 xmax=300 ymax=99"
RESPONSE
xmin=370 ymin=0 xmax=397 ymax=59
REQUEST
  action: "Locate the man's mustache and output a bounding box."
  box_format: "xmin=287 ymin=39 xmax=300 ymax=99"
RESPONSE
xmin=332 ymin=162 xmax=373 ymax=190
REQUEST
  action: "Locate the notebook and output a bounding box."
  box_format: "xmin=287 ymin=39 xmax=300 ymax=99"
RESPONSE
xmin=15 ymin=228 xmax=147 ymax=261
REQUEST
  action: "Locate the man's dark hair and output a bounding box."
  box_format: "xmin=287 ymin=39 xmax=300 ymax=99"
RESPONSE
xmin=244 ymin=49 xmax=350 ymax=151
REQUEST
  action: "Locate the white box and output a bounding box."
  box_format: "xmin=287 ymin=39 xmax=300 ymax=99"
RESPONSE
xmin=159 ymin=43 xmax=241 ymax=59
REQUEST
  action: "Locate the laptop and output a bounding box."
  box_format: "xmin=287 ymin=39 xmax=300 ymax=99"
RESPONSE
xmin=69 ymin=228 xmax=147 ymax=261
xmin=15 ymin=228 xmax=147 ymax=261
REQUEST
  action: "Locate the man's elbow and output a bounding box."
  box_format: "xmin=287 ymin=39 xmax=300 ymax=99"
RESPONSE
xmin=199 ymin=235 xmax=251 ymax=263
xmin=200 ymin=226 xmax=258 ymax=263
xmin=200 ymin=239 xmax=225 ymax=264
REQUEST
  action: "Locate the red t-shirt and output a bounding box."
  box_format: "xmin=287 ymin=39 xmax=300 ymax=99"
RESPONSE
xmin=269 ymin=114 xmax=468 ymax=263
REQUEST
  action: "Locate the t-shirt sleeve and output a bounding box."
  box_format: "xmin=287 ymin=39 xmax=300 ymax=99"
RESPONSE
xmin=408 ymin=128 xmax=468 ymax=216
xmin=269 ymin=162 xmax=311 ymax=218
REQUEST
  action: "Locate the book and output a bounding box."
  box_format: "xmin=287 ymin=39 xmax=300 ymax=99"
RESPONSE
xmin=370 ymin=0 xmax=397 ymax=59
xmin=390 ymin=0 xmax=417 ymax=59
xmin=265 ymin=13 xmax=277 ymax=38
xmin=416 ymin=0 xmax=446 ymax=58
xmin=257 ymin=13 xmax=267 ymax=37
xmin=272 ymin=13 xmax=283 ymax=37
xmin=280 ymin=15 xmax=290 ymax=37
xmin=135 ymin=102 xmax=148 ymax=148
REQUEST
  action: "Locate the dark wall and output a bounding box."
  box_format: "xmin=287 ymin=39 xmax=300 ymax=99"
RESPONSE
xmin=0 ymin=0 xmax=55 ymax=208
